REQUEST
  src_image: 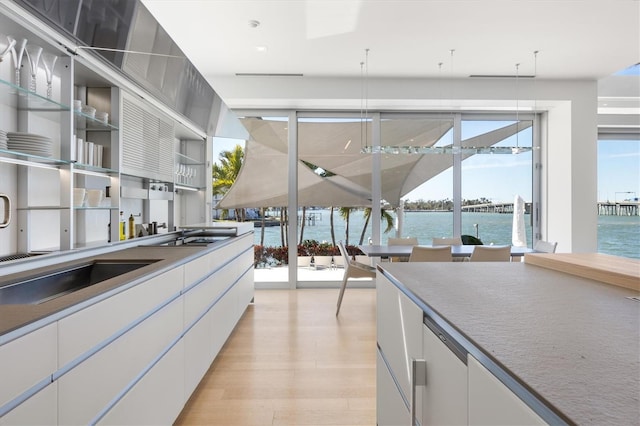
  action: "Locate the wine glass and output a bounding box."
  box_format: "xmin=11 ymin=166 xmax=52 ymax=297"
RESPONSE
xmin=186 ymin=166 xmax=194 ymax=185
xmin=191 ymin=167 xmax=198 ymax=187
xmin=25 ymin=44 xmax=42 ymax=93
xmin=41 ymin=52 xmax=57 ymax=98
xmin=10 ymin=38 xmax=27 ymax=88
xmin=0 ymin=33 xmax=16 ymax=62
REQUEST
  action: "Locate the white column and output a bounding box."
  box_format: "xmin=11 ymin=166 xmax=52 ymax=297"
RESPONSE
xmin=287 ymin=111 xmax=298 ymax=288
xmin=371 ymin=113 xmax=381 ymax=244
xmin=544 ymin=82 xmax=598 ymax=253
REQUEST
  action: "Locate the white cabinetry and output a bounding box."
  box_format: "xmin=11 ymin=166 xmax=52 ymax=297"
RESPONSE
xmin=97 ymin=341 xmax=185 ymax=425
xmin=0 ymin=233 xmax=254 ymax=425
xmin=376 ymin=272 xmax=424 ymax=426
xmin=377 ymin=270 xmax=548 ymax=426
xmin=420 ymin=321 xmax=467 ymax=425
xmin=57 ymin=267 xmax=183 ymax=366
xmin=0 ymin=323 xmax=57 ymax=408
xmin=468 ymin=356 xmax=546 ymax=426
xmin=0 ymin=383 xmax=57 ymax=426
xmin=376 ymin=349 xmax=411 ymax=426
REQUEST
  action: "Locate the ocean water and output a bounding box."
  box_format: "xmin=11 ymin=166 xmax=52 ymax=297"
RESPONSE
xmin=253 ymin=209 xmax=640 ymax=259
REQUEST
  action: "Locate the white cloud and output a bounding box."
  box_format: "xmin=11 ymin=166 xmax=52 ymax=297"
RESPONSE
xmin=608 ymin=152 xmax=640 ymax=159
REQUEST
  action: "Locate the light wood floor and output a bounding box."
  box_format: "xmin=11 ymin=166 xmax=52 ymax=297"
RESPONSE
xmin=174 ymin=288 xmax=377 ymax=426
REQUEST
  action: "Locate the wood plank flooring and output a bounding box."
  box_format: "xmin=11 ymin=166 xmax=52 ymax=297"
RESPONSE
xmin=175 ymin=288 xmax=377 ymax=425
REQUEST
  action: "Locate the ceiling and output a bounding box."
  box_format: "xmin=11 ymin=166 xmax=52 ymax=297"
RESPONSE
xmin=141 ymin=0 xmax=639 ymax=116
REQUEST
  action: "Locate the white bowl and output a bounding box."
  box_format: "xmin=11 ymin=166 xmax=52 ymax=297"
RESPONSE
xmin=95 ymin=111 xmax=109 ymax=124
xmin=81 ymin=106 xmax=96 ymax=118
xmin=73 ymin=188 xmax=86 ymax=207
xmin=86 ymin=189 xmax=104 ymax=207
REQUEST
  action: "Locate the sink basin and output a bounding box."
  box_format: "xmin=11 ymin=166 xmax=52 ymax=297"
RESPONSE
xmin=0 ymin=260 xmax=158 ymax=305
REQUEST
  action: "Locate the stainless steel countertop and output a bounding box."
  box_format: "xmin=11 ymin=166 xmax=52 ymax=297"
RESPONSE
xmin=379 ymin=262 xmax=640 ymax=426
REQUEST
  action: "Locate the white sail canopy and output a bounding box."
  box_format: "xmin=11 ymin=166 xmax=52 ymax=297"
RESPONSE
xmin=217 ymin=118 xmax=530 ymax=208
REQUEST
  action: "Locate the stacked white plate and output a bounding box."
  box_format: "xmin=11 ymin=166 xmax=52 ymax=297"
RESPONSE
xmin=0 ymin=130 xmax=7 ymax=150
xmin=7 ymin=132 xmax=53 ymax=157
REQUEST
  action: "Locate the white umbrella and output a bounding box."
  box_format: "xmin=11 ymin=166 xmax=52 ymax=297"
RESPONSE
xmin=512 ymin=195 xmax=527 ymax=247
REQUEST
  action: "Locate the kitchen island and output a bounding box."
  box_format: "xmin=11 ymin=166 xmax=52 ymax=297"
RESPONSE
xmin=377 ymin=259 xmax=639 ymax=425
xmin=0 ymin=230 xmax=254 ymax=425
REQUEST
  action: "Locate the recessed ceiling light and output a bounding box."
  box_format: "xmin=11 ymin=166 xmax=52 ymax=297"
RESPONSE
xmin=255 ymin=46 xmax=268 ymax=52
xmin=248 ymin=19 xmax=260 ymax=28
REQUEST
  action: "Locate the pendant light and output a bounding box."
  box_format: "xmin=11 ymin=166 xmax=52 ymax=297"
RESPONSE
xmin=361 ymin=49 xmax=533 ymax=155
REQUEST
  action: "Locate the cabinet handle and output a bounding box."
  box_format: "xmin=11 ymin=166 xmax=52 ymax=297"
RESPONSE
xmin=0 ymin=194 xmax=10 ymax=228
xmin=411 ymin=358 xmax=427 ymax=426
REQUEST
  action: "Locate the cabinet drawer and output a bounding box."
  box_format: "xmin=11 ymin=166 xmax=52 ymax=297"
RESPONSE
xmin=420 ymin=323 xmax=468 ymax=425
xmin=183 ymin=309 xmax=214 ymax=396
xmin=58 ymin=298 xmax=183 ymax=425
xmin=58 ymin=266 xmax=183 ymax=366
xmin=184 ymin=262 xmax=235 ymax=326
xmin=0 ymin=323 xmax=57 ymax=407
xmin=468 ymin=356 xmax=546 ymax=425
xmin=97 ymin=340 xmax=185 ymax=425
xmin=0 ymin=382 xmax=57 ymax=426
xmin=376 ymin=349 xmax=410 ymax=426
xmin=376 ymin=273 xmax=423 ymax=401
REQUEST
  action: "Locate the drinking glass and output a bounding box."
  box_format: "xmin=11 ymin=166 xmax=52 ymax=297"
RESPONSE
xmin=41 ymin=52 xmax=57 ymax=98
xmin=25 ymin=44 xmax=42 ymax=93
xmin=10 ymin=38 xmax=27 ymax=87
xmin=0 ymin=33 xmax=16 ymax=62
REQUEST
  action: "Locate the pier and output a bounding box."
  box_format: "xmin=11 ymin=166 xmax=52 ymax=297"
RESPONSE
xmin=460 ymin=201 xmax=639 ymax=216
xmin=598 ymin=201 xmax=640 ymax=216
xmin=461 ymin=202 xmax=532 ymax=214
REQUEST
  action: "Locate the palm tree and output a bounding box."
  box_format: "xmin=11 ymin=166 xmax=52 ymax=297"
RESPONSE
xmin=260 ymin=207 xmax=266 ymax=246
xmin=359 ymin=208 xmax=395 ymax=245
xmin=299 ymin=206 xmax=307 ymax=245
xmin=280 ymin=207 xmax=288 ymax=247
xmin=212 ymin=144 xmax=244 ymax=220
xmin=338 ymin=207 xmax=355 ymax=245
xmin=329 ymin=207 xmax=336 ymax=246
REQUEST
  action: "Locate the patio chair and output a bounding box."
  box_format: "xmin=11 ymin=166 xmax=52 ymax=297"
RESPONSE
xmin=469 ymin=245 xmax=512 ymax=262
xmin=408 ymin=245 xmax=452 ymax=262
xmin=432 ymin=236 xmax=463 ymax=246
xmin=534 ymin=240 xmax=558 ymax=253
xmin=387 ymin=237 xmax=418 ymax=262
xmin=336 ymin=241 xmax=376 ymax=316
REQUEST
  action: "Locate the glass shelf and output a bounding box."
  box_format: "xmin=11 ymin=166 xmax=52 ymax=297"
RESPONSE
xmin=175 ymin=151 xmax=204 ymax=166
xmin=74 ymin=206 xmax=118 ymax=211
xmin=175 ymin=183 xmax=205 ymax=192
xmin=75 ymin=113 xmax=119 ymax=131
xmin=0 ymin=77 xmax=69 ymax=112
xmin=0 ymin=148 xmax=68 ymax=167
xmin=17 ymin=206 xmax=69 ymax=210
xmin=73 ymin=162 xmax=119 ymax=176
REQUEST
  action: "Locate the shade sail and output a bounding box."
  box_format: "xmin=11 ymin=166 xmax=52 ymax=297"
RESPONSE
xmin=216 ymin=118 xmax=531 ymax=208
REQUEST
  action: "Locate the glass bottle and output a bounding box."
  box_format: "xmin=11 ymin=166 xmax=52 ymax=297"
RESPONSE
xmin=128 ymin=214 xmax=135 ymax=239
xmin=119 ymin=211 xmax=126 ymax=241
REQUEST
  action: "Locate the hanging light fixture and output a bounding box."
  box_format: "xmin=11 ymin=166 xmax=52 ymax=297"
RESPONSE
xmin=360 ymin=48 xmax=370 ymax=152
xmin=515 ymin=62 xmax=521 ymax=151
xmin=361 ymin=50 xmax=533 ymax=155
